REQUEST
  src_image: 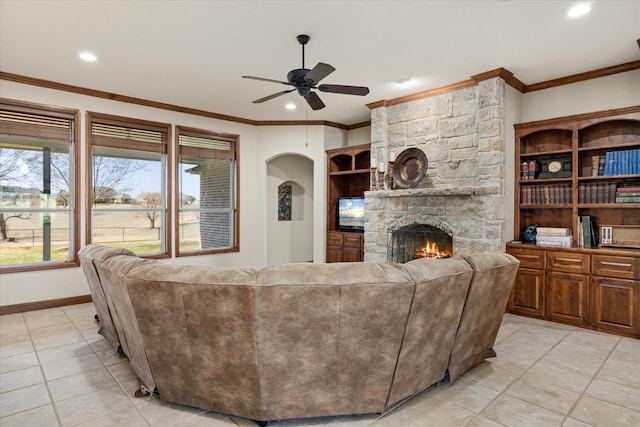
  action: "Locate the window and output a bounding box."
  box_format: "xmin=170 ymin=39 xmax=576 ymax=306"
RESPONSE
xmin=176 ymin=126 xmax=238 ymax=256
xmin=88 ymin=113 xmax=170 ymax=257
xmin=0 ymin=99 xmax=80 ymax=272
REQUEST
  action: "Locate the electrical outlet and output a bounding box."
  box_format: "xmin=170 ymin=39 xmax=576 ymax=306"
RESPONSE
xmin=601 ymin=226 xmax=612 ymax=244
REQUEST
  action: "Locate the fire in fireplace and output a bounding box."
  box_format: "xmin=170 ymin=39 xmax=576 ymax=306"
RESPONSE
xmin=387 ymin=224 xmax=453 ymax=263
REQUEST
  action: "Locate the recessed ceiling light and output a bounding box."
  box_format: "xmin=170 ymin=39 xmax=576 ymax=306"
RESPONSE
xmin=79 ymin=51 xmax=97 ymax=62
xmin=395 ymin=78 xmax=412 ymax=85
xmin=285 ymin=103 xmax=296 ymax=110
xmin=568 ymin=3 xmax=591 ymax=18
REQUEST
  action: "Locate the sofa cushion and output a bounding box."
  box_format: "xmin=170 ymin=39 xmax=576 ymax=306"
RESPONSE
xmin=447 ymin=252 xmax=520 ymax=382
xmin=123 ymin=260 xmax=261 ymax=418
xmin=78 ymin=244 xmax=135 ymax=352
xmin=254 ymin=262 xmax=416 ymax=420
xmin=387 ymin=256 xmax=473 ymax=405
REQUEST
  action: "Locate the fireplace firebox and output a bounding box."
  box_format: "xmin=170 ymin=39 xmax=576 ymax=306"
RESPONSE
xmin=387 ymin=224 xmax=453 ymax=263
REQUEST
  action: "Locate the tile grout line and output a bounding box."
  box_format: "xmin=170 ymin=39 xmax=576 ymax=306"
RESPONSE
xmin=563 ymin=335 xmax=638 ymax=426
xmin=466 ymin=321 xmax=575 ymax=426
xmin=26 ymin=309 xmax=65 ymax=427
xmin=68 ymin=305 xmax=156 ymax=427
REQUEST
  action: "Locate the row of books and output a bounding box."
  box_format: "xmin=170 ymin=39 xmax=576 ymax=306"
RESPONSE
xmin=535 ymin=227 xmax=572 ymax=248
xmin=578 ymin=183 xmax=616 ymax=204
xmin=592 ymin=149 xmax=640 ymax=176
xmin=522 ymin=183 xmax=640 ymax=205
xmin=577 ymin=216 xmax=598 ymax=249
xmin=520 ymin=160 xmax=539 ymax=180
xmin=521 ymin=184 xmax=571 ymax=205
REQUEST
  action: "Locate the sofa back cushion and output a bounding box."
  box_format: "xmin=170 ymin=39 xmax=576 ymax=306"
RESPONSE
xmin=254 ymin=262 xmax=416 ymax=420
xmin=123 ymin=260 xmax=262 ymax=418
xmin=387 ymin=256 xmax=473 ymax=406
xmin=95 ymin=254 xmax=157 ymax=391
xmin=78 ymin=244 xmax=135 ymax=352
xmin=447 ymin=252 xmax=520 ymax=382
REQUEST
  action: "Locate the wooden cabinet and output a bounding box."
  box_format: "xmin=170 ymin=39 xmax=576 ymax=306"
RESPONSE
xmin=509 ymin=106 xmax=640 ymax=338
xmin=326 ymin=144 xmax=370 ymax=263
xmin=327 ymin=231 xmax=364 ymax=263
xmin=507 ymin=244 xmax=640 ymax=338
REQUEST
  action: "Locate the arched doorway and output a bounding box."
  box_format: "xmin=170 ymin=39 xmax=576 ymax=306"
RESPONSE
xmin=266 ymin=154 xmax=313 ymax=265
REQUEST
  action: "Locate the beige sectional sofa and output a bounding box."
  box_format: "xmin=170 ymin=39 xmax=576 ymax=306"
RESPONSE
xmin=78 ymin=244 xmax=519 ymax=423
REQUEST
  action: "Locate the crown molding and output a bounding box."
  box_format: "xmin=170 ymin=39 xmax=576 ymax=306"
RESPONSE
xmin=4 ymin=58 xmax=638 ymax=127
xmin=367 ymin=61 xmax=639 ymax=110
xmin=523 ymin=60 xmax=640 ymax=92
xmin=0 ymin=71 xmax=370 ymax=130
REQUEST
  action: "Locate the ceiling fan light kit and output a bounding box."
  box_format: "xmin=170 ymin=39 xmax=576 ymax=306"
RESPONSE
xmin=242 ymin=34 xmax=369 ymax=110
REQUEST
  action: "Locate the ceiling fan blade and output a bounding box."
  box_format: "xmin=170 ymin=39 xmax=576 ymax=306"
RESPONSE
xmin=318 ymin=84 xmax=370 ymax=96
xmin=252 ymin=89 xmax=295 ymax=104
xmin=304 ymin=62 xmax=335 ymax=85
xmin=243 ymin=75 xmax=291 ymax=86
xmin=304 ymin=91 xmax=326 ymax=110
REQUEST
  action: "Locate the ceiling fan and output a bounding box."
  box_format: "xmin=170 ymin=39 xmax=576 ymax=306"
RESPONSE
xmin=242 ymin=34 xmax=370 ymax=110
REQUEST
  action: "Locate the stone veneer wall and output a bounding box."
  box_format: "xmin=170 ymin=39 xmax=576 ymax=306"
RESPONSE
xmin=365 ymin=78 xmax=509 ymax=261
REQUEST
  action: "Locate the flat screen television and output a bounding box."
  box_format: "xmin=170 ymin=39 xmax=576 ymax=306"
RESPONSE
xmin=337 ymin=197 xmax=365 ymax=232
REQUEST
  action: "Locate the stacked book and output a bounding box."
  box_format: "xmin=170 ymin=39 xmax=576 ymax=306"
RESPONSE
xmin=577 ymin=216 xmax=598 ymax=248
xmin=536 ymin=227 xmax=572 ymax=247
xmin=616 ymin=184 xmax=640 ymax=204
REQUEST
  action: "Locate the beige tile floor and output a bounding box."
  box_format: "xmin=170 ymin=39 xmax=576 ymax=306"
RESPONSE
xmin=1 ymin=303 xmax=638 ymax=427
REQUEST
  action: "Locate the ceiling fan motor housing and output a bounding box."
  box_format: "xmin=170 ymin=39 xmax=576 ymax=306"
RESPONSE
xmin=287 ymin=68 xmax=311 ymax=85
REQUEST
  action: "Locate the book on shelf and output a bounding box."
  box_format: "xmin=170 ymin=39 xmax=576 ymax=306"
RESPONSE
xmin=591 ymin=155 xmax=600 ymax=176
xmin=602 ymin=149 xmax=640 ymax=176
xmin=617 ymin=185 xmax=640 ymax=193
xmin=578 ymin=216 xmax=598 ymax=248
xmin=598 ymin=156 xmax=606 ymax=176
xmin=615 ymin=195 xmax=640 ymax=204
xmin=536 ymin=237 xmax=572 ymax=247
xmin=536 ymin=227 xmax=572 ymax=236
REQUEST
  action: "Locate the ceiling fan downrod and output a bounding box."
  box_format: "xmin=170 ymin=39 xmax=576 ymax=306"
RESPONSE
xmin=297 ymin=34 xmax=310 ymax=69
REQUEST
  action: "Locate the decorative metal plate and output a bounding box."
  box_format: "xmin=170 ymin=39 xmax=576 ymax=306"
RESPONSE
xmin=392 ymin=148 xmax=428 ymax=188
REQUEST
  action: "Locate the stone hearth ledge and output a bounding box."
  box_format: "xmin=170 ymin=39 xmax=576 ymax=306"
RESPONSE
xmin=364 ymin=186 xmax=499 ymax=198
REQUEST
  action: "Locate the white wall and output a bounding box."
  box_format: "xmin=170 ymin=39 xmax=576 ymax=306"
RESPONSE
xmin=522 ymin=70 xmax=640 ymax=122
xmin=266 ymin=155 xmax=314 ymax=265
xmin=347 ymin=126 xmax=371 ymax=147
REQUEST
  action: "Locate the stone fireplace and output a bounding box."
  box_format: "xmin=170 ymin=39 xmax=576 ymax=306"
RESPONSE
xmin=364 ymin=77 xmax=513 ymax=262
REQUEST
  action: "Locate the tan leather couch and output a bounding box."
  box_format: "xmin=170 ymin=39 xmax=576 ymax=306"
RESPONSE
xmin=79 ymin=244 xmax=519 ymax=423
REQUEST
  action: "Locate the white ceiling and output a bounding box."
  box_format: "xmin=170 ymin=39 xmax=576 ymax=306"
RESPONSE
xmin=1 ymin=1 xmax=638 ymax=126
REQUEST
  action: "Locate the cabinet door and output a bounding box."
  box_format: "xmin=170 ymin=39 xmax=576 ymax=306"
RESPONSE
xmin=327 ymin=246 xmax=343 ymax=263
xmin=509 ymin=267 xmax=545 ymax=318
xmin=342 ymin=247 xmax=362 ymax=263
xmin=591 ymin=276 xmax=640 ymax=338
xmin=546 ymin=271 xmax=589 ymax=327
